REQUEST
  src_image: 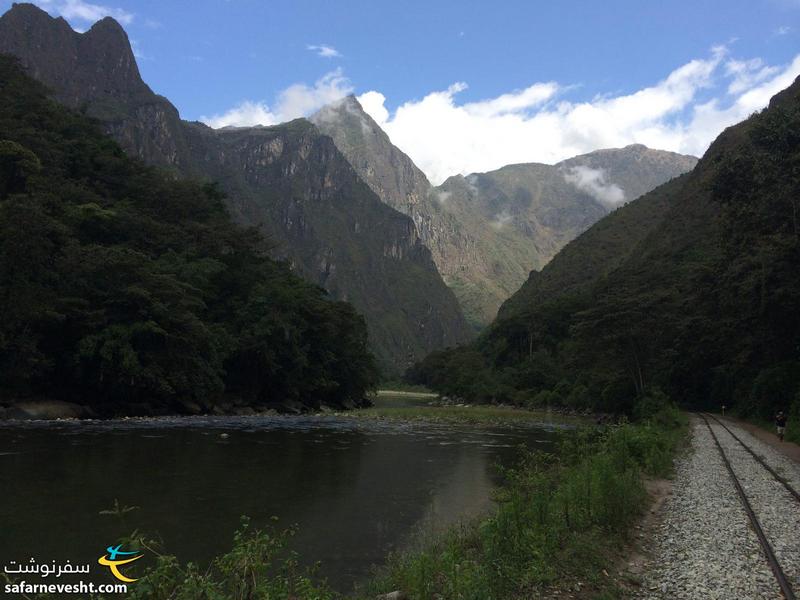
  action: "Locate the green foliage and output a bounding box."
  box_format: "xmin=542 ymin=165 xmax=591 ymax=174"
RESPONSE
xmin=743 ymin=362 xmax=800 ymax=418
xmin=108 ymin=517 xmax=336 ymax=600
xmin=360 ymin=406 xmax=687 ymax=599
xmin=0 ymin=55 xmax=377 ymax=413
xmin=410 ymin=76 xmax=800 ymax=419
xmin=786 ymin=397 xmax=800 ymax=445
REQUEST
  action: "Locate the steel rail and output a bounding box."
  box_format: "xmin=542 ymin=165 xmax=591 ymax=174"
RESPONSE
xmin=700 ymin=413 xmax=796 ymax=600
xmin=705 ymin=412 xmax=800 ymax=504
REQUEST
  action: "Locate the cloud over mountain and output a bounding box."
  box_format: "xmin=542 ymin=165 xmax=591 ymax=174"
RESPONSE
xmin=562 ymin=166 xmax=626 ymax=207
xmin=199 ymin=46 xmax=800 ymax=185
xmin=202 ymin=69 xmax=353 ymax=128
xmin=359 ymin=48 xmax=800 ymax=184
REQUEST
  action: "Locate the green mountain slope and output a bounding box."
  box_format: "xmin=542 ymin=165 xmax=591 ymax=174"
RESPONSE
xmin=497 ymin=174 xmax=688 ymax=319
xmin=311 ymin=97 xmax=696 ymax=328
xmin=0 ymin=3 xmax=472 ymax=374
xmin=411 ymin=75 xmax=800 ymax=420
xmin=435 ymin=147 xmax=697 ymax=327
xmin=0 ymin=55 xmax=378 ymax=415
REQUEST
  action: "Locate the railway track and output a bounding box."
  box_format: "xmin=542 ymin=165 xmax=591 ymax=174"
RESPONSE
xmin=699 ymin=413 xmax=799 ymax=600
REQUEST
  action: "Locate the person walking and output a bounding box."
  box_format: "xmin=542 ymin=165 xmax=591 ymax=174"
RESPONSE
xmin=775 ymin=410 xmax=788 ymax=442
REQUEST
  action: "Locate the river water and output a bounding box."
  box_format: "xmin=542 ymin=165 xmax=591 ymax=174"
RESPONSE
xmin=0 ymin=401 xmax=565 ymax=593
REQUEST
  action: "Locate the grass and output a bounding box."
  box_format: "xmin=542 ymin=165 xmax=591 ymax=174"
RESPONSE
xmin=376 ymin=381 xmax=436 ymax=394
xmin=353 ymin=392 xmax=590 ymax=426
xmin=354 ymin=403 xmax=583 ymax=426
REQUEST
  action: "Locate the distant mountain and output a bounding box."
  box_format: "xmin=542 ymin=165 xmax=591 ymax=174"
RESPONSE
xmin=496 ymin=173 xmax=687 ymax=320
xmin=312 ymin=96 xmax=697 ymax=328
xmin=432 ymin=146 xmax=698 ymax=327
xmin=412 ymin=73 xmax=800 ymax=420
xmin=0 ymin=3 xmax=472 ymax=374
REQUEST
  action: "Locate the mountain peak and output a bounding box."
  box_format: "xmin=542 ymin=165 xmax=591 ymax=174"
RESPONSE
xmin=0 ymin=3 xmax=149 ymax=108
xmin=312 ymin=94 xmax=369 ymax=124
xmin=9 ymin=2 xmax=55 ymax=20
xmin=87 ymin=15 xmax=127 ymax=36
xmin=5 ymin=2 xmax=72 ymax=32
xmin=768 ymin=74 xmax=800 ymax=111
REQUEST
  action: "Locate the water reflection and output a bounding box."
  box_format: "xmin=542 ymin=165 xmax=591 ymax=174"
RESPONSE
xmin=0 ymin=414 xmax=561 ymax=592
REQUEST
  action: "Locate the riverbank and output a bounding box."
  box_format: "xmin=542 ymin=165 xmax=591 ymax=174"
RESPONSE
xmin=0 ymin=392 xmax=595 ymax=427
xmin=0 ymin=404 xmax=560 ymax=596
xmin=352 ymin=391 xmax=599 ymax=427
xmin=354 ymin=405 xmax=687 ymax=599
xmin=2 ymin=402 xmax=685 ymax=599
xmin=351 ymin=404 xmax=589 ymax=426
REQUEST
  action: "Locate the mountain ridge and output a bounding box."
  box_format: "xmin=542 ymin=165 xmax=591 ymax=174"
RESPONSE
xmin=312 ymin=95 xmax=698 ymax=327
xmin=0 ymin=3 xmax=473 ymax=374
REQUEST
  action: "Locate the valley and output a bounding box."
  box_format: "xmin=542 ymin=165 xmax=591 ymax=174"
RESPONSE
xmin=1 ymin=2 xmax=799 ymax=599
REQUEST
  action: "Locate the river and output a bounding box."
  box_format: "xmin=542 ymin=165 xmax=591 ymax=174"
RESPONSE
xmin=0 ymin=398 xmax=567 ymax=593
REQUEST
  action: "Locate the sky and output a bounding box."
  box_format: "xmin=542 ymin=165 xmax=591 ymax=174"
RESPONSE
xmin=4 ymin=0 xmax=800 ymax=184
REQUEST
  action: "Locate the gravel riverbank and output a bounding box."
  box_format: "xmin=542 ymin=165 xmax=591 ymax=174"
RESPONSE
xmin=632 ymin=416 xmax=785 ymax=599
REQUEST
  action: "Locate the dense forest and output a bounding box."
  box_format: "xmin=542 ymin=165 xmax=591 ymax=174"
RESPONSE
xmin=409 ymin=76 xmax=800 ymax=422
xmin=0 ymin=56 xmax=378 ymax=416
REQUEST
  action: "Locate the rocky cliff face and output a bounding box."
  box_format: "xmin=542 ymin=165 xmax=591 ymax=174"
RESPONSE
xmin=312 ymin=96 xmax=433 ymax=236
xmin=313 ymin=95 xmax=698 ymax=328
xmin=0 ymin=3 xmax=472 ymax=373
xmin=311 ymin=97 xmax=482 ymax=324
xmin=0 ymin=3 xmax=193 ymax=172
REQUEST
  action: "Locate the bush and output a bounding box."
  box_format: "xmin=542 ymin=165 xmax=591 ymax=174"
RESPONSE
xmin=118 ymin=518 xmax=335 ymax=600
xmin=633 ymin=387 xmax=671 ymax=421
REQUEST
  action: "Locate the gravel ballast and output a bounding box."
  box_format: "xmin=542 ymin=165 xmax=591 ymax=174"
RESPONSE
xmin=633 ymin=416 xmax=785 ymax=599
xmin=710 ymin=418 xmax=800 ymax=592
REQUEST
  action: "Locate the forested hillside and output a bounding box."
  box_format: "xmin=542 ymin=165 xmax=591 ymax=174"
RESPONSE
xmin=0 ymin=3 xmax=472 ymax=375
xmin=0 ymin=56 xmax=378 ymax=416
xmin=410 ymin=76 xmax=800 ymax=421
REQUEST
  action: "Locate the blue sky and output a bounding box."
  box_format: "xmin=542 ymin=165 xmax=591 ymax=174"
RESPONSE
xmin=4 ymin=0 xmax=800 ymax=181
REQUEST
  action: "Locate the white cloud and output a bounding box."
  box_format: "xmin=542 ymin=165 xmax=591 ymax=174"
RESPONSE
xmin=36 ymin=0 xmax=134 ymax=25
xmin=490 ymin=209 xmax=513 ymax=230
xmin=464 ymin=81 xmax=558 ymax=117
xmin=312 ymin=96 xmax=372 ymax=134
xmin=202 ymin=101 xmax=278 ymax=129
xmin=358 ymin=90 xmax=390 ymax=123
xmin=431 ymin=190 xmax=452 ymax=205
xmin=358 ymin=48 xmax=800 ymax=184
xmin=307 ymin=44 xmax=342 ymax=58
xmin=775 ymin=26 xmax=791 ymax=35
xmin=562 ymin=166 xmax=626 ymax=207
xmin=275 ymin=69 xmax=353 ymax=120
xmin=725 ymin=58 xmax=779 ymax=95
xmin=202 ymin=69 xmax=353 ymax=129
